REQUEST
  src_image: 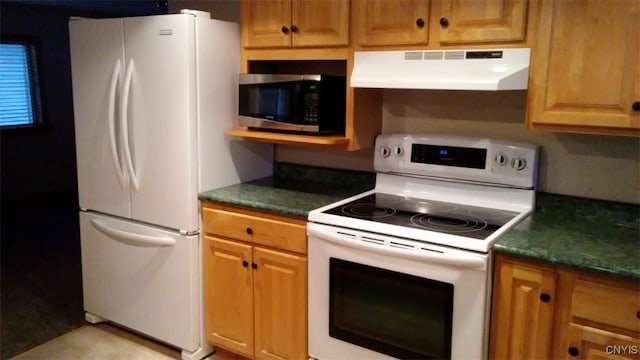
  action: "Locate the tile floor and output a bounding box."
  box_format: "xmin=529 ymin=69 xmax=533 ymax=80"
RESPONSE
xmin=11 ymin=323 xmax=246 ymax=360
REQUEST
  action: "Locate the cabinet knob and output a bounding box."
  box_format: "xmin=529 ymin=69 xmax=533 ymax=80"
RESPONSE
xmin=636 ymin=311 xmax=640 ymax=319
xmin=251 ymin=263 xmax=258 ymax=269
xmin=540 ymin=293 xmax=551 ymax=303
xmin=633 ymin=101 xmax=640 ymax=111
xmin=568 ymin=347 xmax=580 ymax=356
xmin=246 ymin=227 xmax=253 ymax=235
xmin=290 ymin=24 xmax=298 ymax=33
xmin=416 ymin=18 xmax=425 ymax=28
xmin=242 ymin=260 xmax=248 ymax=267
xmin=281 ymin=26 xmax=290 ymax=34
xmin=439 ymin=17 xmax=449 ymax=28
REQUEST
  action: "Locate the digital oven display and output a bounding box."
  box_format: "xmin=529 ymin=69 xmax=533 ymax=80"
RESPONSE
xmin=410 ymin=144 xmax=487 ymax=169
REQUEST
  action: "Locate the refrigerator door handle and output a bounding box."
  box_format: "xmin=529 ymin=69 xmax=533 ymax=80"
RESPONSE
xmin=108 ymin=59 xmax=127 ymax=188
xmin=121 ymin=58 xmax=140 ymax=191
xmin=90 ymin=218 xmax=176 ymax=247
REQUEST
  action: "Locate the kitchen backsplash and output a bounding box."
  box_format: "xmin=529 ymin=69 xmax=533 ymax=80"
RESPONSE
xmin=277 ymin=90 xmax=640 ymax=205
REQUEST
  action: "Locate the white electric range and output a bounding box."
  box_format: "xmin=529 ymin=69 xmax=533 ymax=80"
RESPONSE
xmin=307 ymin=134 xmax=538 ymax=360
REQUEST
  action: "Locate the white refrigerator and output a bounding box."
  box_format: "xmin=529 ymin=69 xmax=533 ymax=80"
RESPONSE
xmin=69 ymin=10 xmax=272 ymax=360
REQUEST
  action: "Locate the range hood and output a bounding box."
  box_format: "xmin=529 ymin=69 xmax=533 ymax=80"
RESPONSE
xmin=351 ymin=48 xmax=530 ymax=91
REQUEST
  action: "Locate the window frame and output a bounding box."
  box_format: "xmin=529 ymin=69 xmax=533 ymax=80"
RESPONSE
xmin=0 ymin=34 xmax=47 ymax=132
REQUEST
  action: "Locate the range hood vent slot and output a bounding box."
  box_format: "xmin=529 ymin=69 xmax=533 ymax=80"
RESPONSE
xmin=444 ymin=51 xmax=465 ymax=60
xmin=424 ymin=51 xmax=444 ymax=60
xmin=352 ymin=48 xmax=531 ymax=91
xmin=404 ymin=51 xmax=423 ymax=60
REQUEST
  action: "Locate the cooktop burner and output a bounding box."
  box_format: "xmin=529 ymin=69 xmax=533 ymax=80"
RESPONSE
xmin=324 ymin=193 xmax=519 ymax=240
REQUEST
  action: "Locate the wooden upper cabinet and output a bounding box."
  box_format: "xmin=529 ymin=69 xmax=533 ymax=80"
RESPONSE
xmin=241 ymin=0 xmax=349 ymax=49
xmin=241 ymin=0 xmax=292 ymax=48
xmin=292 ymin=0 xmax=349 ymax=47
xmin=436 ymin=0 xmax=528 ymax=44
xmin=527 ymin=0 xmax=640 ymax=136
xmin=356 ymin=0 xmax=430 ymax=46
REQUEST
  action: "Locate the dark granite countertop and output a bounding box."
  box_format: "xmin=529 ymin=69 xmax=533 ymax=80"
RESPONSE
xmin=494 ymin=193 xmax=640 ymax=280
xmin=199 ymin=164 xmax=639 ymax=280
xmin=198 ymin=163 xmax=375 ymax=219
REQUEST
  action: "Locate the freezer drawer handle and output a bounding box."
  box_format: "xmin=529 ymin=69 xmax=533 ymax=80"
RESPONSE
xmin=90 ymin=219 xmax=176 ymax=247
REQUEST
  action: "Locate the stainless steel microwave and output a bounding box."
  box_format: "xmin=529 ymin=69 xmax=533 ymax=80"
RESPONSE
xmin=238 ymin=74 xmax=346 ymax=134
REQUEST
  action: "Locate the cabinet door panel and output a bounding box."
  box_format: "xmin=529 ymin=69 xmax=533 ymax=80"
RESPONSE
xmin=253 ymin=247 xmax=307 ymax=360
xmin=528 ymin=0 xmax=640 ymax=133
xmin=564 ymin=323 xmax=640 ymax=360
xmin=357 ymin=0 xmax=430 ymax=46
xmin=292 ymin=0 xmax=349 ymax=47
xmin=490 ymin=260 xmax=556 ymax=359
xmin=204 ymin=237 xmax=254 ymax=357
xmin=438 ymin=0 xmax=527 ymax=44
xmin=241 ymin=0 xmax=292 ymax=48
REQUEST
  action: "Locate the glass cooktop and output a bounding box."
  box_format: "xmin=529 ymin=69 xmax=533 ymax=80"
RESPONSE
xmin=323 ymin=193 xmax=520 ymax=240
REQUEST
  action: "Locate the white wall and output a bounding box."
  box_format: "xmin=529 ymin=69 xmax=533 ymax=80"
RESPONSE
xmin=278 ymin=90 xmax=640 ymax=204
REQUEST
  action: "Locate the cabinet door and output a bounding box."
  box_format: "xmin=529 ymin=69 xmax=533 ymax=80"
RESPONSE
xmin=564 ymin=323 xmax=640 ymax=360
xmin=528 ymin=0 xmax=640 ymax=135
xmin=292 ymin=0 xmax=349 ymax=47
xmin=356 ymin=0 xmax=430 ymax=46
xmin=490 ymin=259 xmax=557 ymax=359
xmin=253 ymin=247 xmax=307 ymax=360
xmin=437 ymin=0 xmax=528 ymax=44
xmin=241 ymin=0 xmax=292 ymax=48
xmin=204 ymin=237 xmax=254 ymax=358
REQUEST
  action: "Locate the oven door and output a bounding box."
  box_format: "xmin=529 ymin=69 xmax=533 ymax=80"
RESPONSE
xmin=307 ymin=223 xmax=491 ymax=360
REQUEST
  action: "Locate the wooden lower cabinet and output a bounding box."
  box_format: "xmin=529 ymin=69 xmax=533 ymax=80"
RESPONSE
xmin=490 ymin=255 xmax=556 ymax=359
xmin=490 ymin=254 xmax=640 ymax=360
xmin=202 ymin=203 xmax=308 ymax=360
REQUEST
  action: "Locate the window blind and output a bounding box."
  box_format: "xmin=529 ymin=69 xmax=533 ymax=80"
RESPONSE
xmin=0 ymin=43 xmax=38 ymax=127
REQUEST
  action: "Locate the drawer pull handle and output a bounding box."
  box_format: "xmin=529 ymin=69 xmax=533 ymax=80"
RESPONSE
xmin=568 ymin=347 xmax=579 ymax=356
xmin=540 ymin=293 xmax=551 ymax=303
xmin=242 ymin=260 xmax=248 ymax=268
xmin=246 ymin=227 xmax=253 ymax=235
xmin=251 ymin=263 xmax=258 ymax=269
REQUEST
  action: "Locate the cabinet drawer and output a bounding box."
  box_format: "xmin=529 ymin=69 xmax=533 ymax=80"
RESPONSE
xmin=571 ymin=279 xmax=640 ymax=333
xmin=202 ymin=207 xmax=307 ymax=254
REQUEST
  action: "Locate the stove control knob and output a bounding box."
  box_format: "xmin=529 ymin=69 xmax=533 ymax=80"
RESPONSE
xmin=380 ymin=147 xmax=391 ymax=158
xmin=511 ymin=157 xmax=527 ymax=171
xmin=494 ymin=153 xmax=508 ymax=166
xmin=393 ymin=146 xmax=404 ymax=157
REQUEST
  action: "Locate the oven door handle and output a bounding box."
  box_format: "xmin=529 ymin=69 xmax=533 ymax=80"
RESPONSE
xmin=308 ymin=225 xmax=486 ymax=269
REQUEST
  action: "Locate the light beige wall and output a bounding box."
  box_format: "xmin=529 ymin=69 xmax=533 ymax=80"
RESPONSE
xmin=168 ymin=0 xmax=239 ymax=22
xmin=277 ymin=90 xmax=640 ymax=204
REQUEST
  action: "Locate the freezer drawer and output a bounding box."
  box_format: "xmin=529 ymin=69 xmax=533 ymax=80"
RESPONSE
xmin=79 ymin=211 xmax=199 ymax=351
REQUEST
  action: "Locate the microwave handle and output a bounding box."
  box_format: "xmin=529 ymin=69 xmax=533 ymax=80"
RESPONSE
xmin=307 ymin=224 xmax=486 ymax=270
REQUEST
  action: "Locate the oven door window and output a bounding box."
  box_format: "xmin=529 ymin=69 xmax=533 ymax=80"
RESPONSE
xmin=329 ymin=258 xmax=454 ymax=360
